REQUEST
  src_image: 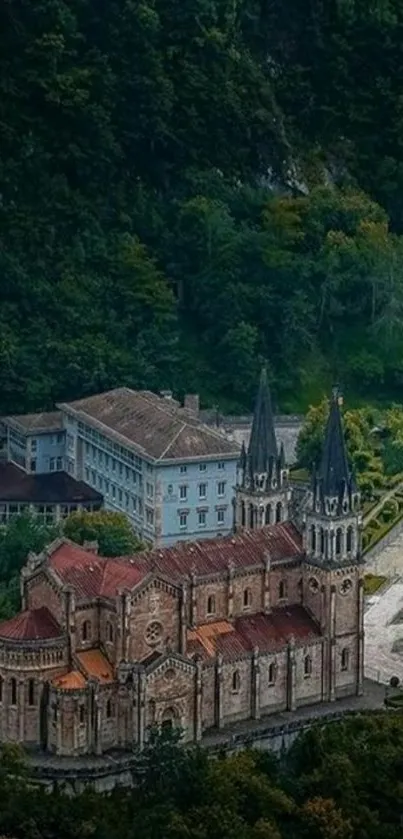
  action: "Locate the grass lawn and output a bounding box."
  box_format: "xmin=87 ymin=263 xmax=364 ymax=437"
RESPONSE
xmin=364 ymin=573 xmax=387 ymax=595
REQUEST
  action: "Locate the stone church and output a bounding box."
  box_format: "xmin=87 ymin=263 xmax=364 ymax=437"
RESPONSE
xmin=0 ymin=375 xmax=364 ymax=756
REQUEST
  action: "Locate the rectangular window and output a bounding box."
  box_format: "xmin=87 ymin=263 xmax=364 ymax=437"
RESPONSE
xmin=56 ymin=456 xmax=63 ymax=470
xmin=179 ymin=485 xmax=188 ymax=501
xmin=199 ymin=463 xmax=207 ymax=472
xmin=91 ymin=469 xmax=96 ymax=484
xmin=217 ymin=481 xmax=226 ymax=497
xmin=217 ymin=509 xmax=225 ymax=525
xmin=85 ymin=467 xmax=90 ymax=482
xmin=112 ymin=485 xmax=116 ymax=500
xmin=104 ymin=480 xmax=110 ymax=496
xmin=67 ymin=434 xmax=74 ymax=452
xmin=125 ymin=466 xmax=130 ymax=481
xmin=105 ymin=454 xmax=109 ymax=470
xmin=119 ymin=463 xmax=123 ymax=477
xmin=57 ymin=432 xmax=64 ymax=444
xmin=98 ymin=476 xmax=103 ymax=490
xmin=85 ymin=441 xmax=90 ymax=455
xmin=199 ymin=483 xmax=207 ymax=499
xmin=49 ymin=457 xmax=55 ymax=472
xmin=112 ymin=459 xmax=116 ymax=472
xmin=218 ymin=461 xmax=225 ymax=470
xmin=179 ymin=512 xmax=188 ymax=530
xmin=198 ymin=511 xmax=206 ymax=527
xmin=30 ymin=459 xmax=37 ymax=473
xmin=30 ymin=438 xmax=37 ymax=453
xmin=125 ymin=492 xmax=130 ymax=509
xmin=146 ymin=482 xmax=154 ymax=499
xmin=180 ymin=465 xmax=187 ymax=474
xmin=98 ymin=451 xmax=104 ymax=466
xmin=146 ymin=508 xmax=154 ymax=525
xmin=118 ymin=489 xmax=123 ymax=504
xmin=132 ymin=496 xmax=137 ymax=511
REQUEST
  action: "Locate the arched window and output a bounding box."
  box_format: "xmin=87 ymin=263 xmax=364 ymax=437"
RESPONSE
xmin=243 ymin=588 xmax=252 ymax=609
xmin=276 ymin=502 xmax=282 ymax=523
xmin=279 ymin=580 xmax=287 ymax=600
xmin=28 ymin=679 xmax=35 ymax=707
xmin=232 ymin=671 xmax=240 ymax=693
xmin=10 ymin=678 xmax=17 ymax=706
xmin=79 ymin=705 xmax=85 ymax=724
xmin=320 ymin=527 xmax=325 ymax=554
xmin=107 ymin=621 xmax=114 ymax=643
xmin=207 ymin=595 xmax=216 ymax=616
xmin=336 ymin=528 xmax=342 ymax=556
xmin=341 ymin=648 xmax=349 ymax=672
xmin=265 ymin=505 xmax=271 ymax=525
xmin=311 ymin=525 xmax=316 ymax=552
xmin=82 ymin=620 xmax=91 ymax=642
xmin=268 ymin=662 xmax=276 ymax=685
xmin=347 ymin=526 xmax=353 ymax=553
xmin=106 ymin=699 xmax=113 ymax=719
xmin=304 ymin=655 xmax=312 ymax=677
xmin=249 ymin=505 xmax=254 ymax=529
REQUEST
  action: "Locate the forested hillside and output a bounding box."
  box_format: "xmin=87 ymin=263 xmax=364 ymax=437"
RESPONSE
xmin=2 ymin=0 xmax=403 ymax=413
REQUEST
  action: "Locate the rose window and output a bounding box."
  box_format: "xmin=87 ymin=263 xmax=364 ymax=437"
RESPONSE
xmin=145 ymin=621 xmax=163 ymax=646
xmin=309 ymin=577 xmax=319 ymax=593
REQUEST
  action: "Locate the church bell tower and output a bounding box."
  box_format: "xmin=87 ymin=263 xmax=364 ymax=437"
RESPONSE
xmin=304 ymin=387 xmax=361 ymax=563
xmin=234 ymin=368 xmax=291 ymax=530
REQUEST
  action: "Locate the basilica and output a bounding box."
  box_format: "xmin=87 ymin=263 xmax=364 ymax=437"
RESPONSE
xmin=0 ymin=375 xmax=364 ymax=756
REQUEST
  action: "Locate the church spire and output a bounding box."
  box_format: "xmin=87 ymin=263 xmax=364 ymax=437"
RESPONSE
xmin=247 ymin=367 xmax=278 ymax=474
xmin=313 ymin=386 xmax=357 ymax=515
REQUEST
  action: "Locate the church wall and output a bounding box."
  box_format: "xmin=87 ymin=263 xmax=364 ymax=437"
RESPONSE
xmin=75 ymin=606 xmax=100 ymax=650
xmin=99 ymin=607 xmax=117 ymax=663
xmin=221 ymin=657 xmax=252 ymax=724
xmin=270 ymin=567 xmax=302 ymax=609
xmin=201 ymin=664 xmax=216 ymax=730
xmin=231 ymin=572 xmax=264 ymax=616
xmin=334 ymin=635 xmax=358 ymax=697
xmin=332 ymin=569 xmax=360 ymax=637
xmin=196 ymin=580 xmax=229 ymax=622
xmin=0 ymin=651 xmax=68 ymax=746
xmin=259 ymin=651 xmax=288 ymax=714
xmin=26 ymin=574 xmax=64 ymax=624
xmin=129 ymin=583 xmax=181 ymax=661
xmin=146 ymin=664 xmax=196 ymax=739
xmin=99 ymin=690 xmax=118 ymax=750
xmin=295 ymin=642 xmax=323 ymax=706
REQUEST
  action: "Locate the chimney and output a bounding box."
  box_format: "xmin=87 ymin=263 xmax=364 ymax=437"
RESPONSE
xmin=83 ymin=540 xmax=99 ymax=554
xmin=184 ymin=394 xmax=200 ymax=417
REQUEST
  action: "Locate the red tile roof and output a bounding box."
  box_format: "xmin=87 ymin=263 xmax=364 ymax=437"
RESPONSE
xmin=50 ymin=542 xmax=145 ymax=599
xmin=188 ymin=606 xmax=320 ymax=660
xmin=76 ymin=649 xmax=114 ymax=683
xmin=47 ymin=524 xmax=302 ymax=601
xmin=142 ymin=522 xmax=303 ymax=581
xmin=0 ymin=607 xmax=63 ymax=641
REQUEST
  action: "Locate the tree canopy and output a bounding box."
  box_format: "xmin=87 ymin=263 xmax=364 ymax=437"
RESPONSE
xmin=3 ymin=0 xmax=403 ymax=413
xmin=0 ymin=713 xmax=403 ymax=838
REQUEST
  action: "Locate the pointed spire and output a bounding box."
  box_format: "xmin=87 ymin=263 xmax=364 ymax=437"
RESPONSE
xmin=318 ymin=386 xmax=351 ymax=499
xmin=248 ymin=367 xmax=278 ymax=474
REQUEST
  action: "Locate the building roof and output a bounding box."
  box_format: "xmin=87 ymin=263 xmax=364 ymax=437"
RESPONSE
xmin=52 ymin=670 xmax=87 ymax=690
xmin=0 ymin=607 xmax=63 ymax=642
xmin=76 ymin=649 xmax=114 ymax=683
xmin=247 ymin=368 xmax=278 ymax=472
xmin=4 ymin=411 xmax=64 ymax=435
xmin=187 ymin=606 xmax=320 ymax=660
xmin=0 ymin=463 xmax=103 ymax=504
xmin=58 ymin=388 xmax=239 ymax=462
xmin=46 ymin=524 xmax=303 ymax=603
xmin=49 ymin=541 xmax=145 ymax=600
xmin=141 ymin=521 xmax=303 ymax=582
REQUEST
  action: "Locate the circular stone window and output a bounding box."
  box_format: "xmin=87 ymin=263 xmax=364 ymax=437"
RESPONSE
xmin=309 ymin=577 xmax=319 ymax=593
xmin=145 ymin=621 xmax=163 ymax=646
xmin=164 ymin=668 xmax=175 ymax=682
xmin=340 ymin=578 xmax=352 ymax=595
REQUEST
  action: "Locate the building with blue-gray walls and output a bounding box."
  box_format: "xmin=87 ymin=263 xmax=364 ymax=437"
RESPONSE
xmin=3 ymin=411 xmax=66 ymax=474
xmin=57 ymin=389 xmax=240 ymax=546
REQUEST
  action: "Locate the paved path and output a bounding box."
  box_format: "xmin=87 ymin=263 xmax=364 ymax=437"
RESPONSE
xmin=364 ymin=580 xmax=403 ymax=684
xmin=363 ymin=482 xmax=403 ymax=526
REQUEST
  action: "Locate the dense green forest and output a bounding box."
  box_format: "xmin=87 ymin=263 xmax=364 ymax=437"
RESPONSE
xmin=3 ymin=0 xmax=403 ymax=413
xmin=1 ymin=713 xmax=403 ymax=839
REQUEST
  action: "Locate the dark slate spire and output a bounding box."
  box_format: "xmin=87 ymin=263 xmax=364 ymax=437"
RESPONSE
xmin=318 ymin=386 xmax=356 ymax=499
xmin=247 ymin=367 xmax=278 ymax=474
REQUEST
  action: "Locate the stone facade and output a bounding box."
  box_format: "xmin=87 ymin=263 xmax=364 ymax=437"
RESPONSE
xmin=0 ymin=385 xmax=363 ymax=758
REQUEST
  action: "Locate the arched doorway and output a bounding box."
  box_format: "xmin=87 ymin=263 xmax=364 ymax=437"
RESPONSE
xmin=161 ymin=706 xmax=179 ymax=731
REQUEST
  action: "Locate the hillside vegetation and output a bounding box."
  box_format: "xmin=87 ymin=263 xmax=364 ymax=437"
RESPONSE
xmin=2 ymin=0 xmax=403 ymax=413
